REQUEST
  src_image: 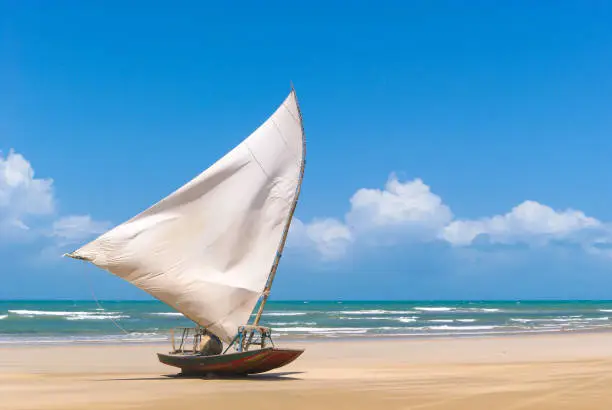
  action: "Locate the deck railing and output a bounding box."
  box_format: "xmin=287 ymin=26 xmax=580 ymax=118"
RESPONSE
xmin=169 ymin=325 xmax=275 ymax=355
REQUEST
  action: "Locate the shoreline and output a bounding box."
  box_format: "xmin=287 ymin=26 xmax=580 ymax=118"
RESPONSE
xmin=2 ymin=324 xmax=612 ymax=347
xmin=5 ymin=331 xmax=612 ymax=364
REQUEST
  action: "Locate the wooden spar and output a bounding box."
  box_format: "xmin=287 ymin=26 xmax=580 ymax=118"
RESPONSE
xmin=63 ymin=253 xmax=91 ymax=261
xmin=251 ymin=85 xmax=306 ymax=327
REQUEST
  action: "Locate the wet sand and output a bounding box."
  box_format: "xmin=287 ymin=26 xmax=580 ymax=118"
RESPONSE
xmin=3 ymin=333 xmax=612 ymax=409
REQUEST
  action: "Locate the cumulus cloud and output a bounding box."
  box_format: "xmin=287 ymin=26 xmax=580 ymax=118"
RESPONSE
xmin=0 ymin=150 xmax=54 ymax=234
xmin=0 ymin=149 xmax=108 ymax=249
xmin=292 ymin=174 xmax=453 ymax=259
xmin=292 ymin=174 xmax=609 ymax=259
xmin=442 ymin=200 xmax=601 ymax=246
xmin=290 ymin=218 xmax=353 ymax=259
xmin=5 ymin=148 xmax=607 ymax=263
xmin=347 ymin=175 xmax=453 ymax=238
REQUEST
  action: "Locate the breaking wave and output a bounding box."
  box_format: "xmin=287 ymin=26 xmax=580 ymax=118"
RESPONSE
xmin=149 ymin=312 xmax=183 ymax=317
xmin=262 ymin=312 xmax=307 ymax=317
xmin=336 ymin=310 xmax=418 ymax=315
xmin=7 ymin=310 xmax=128 ymax=321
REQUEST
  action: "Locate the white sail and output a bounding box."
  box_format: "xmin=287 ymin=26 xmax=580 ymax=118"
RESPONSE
xmin=66 ymin=90 xmax=305 ymax=342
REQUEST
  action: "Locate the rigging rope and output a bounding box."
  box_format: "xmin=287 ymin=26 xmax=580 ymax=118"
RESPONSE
xmin=85 ymin=268 xmax=130 ymax=335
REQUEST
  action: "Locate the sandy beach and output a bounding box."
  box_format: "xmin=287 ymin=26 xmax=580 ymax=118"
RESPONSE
xmin=2 ymin=333 xmax=612 ymax=410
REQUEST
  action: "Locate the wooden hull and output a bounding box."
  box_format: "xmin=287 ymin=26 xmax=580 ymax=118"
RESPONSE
xmin=157 ymin=347 xmax=304 ymax=376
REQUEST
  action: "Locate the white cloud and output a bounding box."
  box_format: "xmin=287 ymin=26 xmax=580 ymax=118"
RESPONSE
xmin=0 ymin=150 xmax=54 ymax=232
xmin=292 ymin=174 xmax=452 ymax=258
xmin=51 ymin=215 xmax=111 ymax=245
xmin=5 ymin=149 xmax=607 ymax=263
xmin=304 ymin=218 xmax=353 ymax=259
xmin=289 ymin=218 xmax=352 ymax=259
xmin=292 ymin=174 xmax=609 ymax=259
xmin=347 ymin=175 xmax=453 ymax=238
xmin=0 ymin=149 xmax=108 ymax=249
xmin=442 ymin=200 xmax=601 ymax=246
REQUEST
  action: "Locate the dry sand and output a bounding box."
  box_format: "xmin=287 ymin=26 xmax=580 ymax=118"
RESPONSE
xmin=3 ymin=333 xmax=612 ymax=409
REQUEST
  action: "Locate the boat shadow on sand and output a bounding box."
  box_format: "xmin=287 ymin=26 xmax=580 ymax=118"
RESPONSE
xmin=99 ymin=371 xmax=304 ymax=382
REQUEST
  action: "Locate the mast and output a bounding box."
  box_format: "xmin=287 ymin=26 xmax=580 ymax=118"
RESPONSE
xmin=251 ymin=85 xmax=306 ymax=326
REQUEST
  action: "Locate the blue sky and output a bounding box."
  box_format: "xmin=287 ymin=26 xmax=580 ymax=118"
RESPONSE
xmin=2 ymin=1 xmax=612 ymax=300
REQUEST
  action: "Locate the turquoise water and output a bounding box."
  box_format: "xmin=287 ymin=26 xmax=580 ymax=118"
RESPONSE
xmin=2 ymin=300 xmax=612 ymax=344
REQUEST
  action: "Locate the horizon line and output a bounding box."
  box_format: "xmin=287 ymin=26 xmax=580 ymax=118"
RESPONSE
xmin=3 ymin=298 xmax=612 ymax=302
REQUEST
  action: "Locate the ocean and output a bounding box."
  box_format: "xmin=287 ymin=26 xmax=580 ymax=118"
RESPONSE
xmin=2 ymin=300 xmax=612 ymax=345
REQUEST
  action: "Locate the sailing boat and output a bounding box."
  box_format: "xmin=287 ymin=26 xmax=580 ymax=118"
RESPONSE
xmin=65 ymin=87 xmax=306 ymax=375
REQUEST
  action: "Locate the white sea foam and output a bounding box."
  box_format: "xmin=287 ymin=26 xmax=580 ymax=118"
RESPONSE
xmin=149 ymin=312 xmax=184 ymax=317
xmin=414 ymin=307 xmax=454 ymax=312
xmin=8 ymin=302 xmax=612 ymax=343
xmin=66 ymin=314 xmax=128 ymax=321
xmin=8 ymin=310 xmax=128 ymax=321
xmin=338 ymin=310 xmax=387 ymax=315
xmin=274 ymin=327 xmax=368 ymax=334
xmin=4 ymin=326 xmax=582 ymax=345
xmin=123 ymin=332 xmax=164 ymax=338
xmin=338 ymin=315 xmax=420 ymax=322
xmin=9 ymin=310 xmax=92 ymax=317
xmin=375 ymin=327 xmax=406 ymax=331
xmin=269 ymin=322 xmax=317 ymax=326
xmin=323 ymin=330 xmax=370 ymax=335
xmin=374 ymin=327 xmax=570 ymax=338
xmin=414 ymin=307 xmax=500 ymax=313
xmin=337 ymin=310 xmax=418 ymax=315
xmin=263 ymin=312 xmax=307 ymax=317
xmin=423 ymin=318 xmax=478 ymax=323
xmin=511 ymin=317 xmax=609 ymax=323
xmin=0 ymin=332 xmax=169 ymax=345
xmin=427 ymin=325 xmax=499 ymax=331
xmin=546 ymin=318 xmax=584 ymax=323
